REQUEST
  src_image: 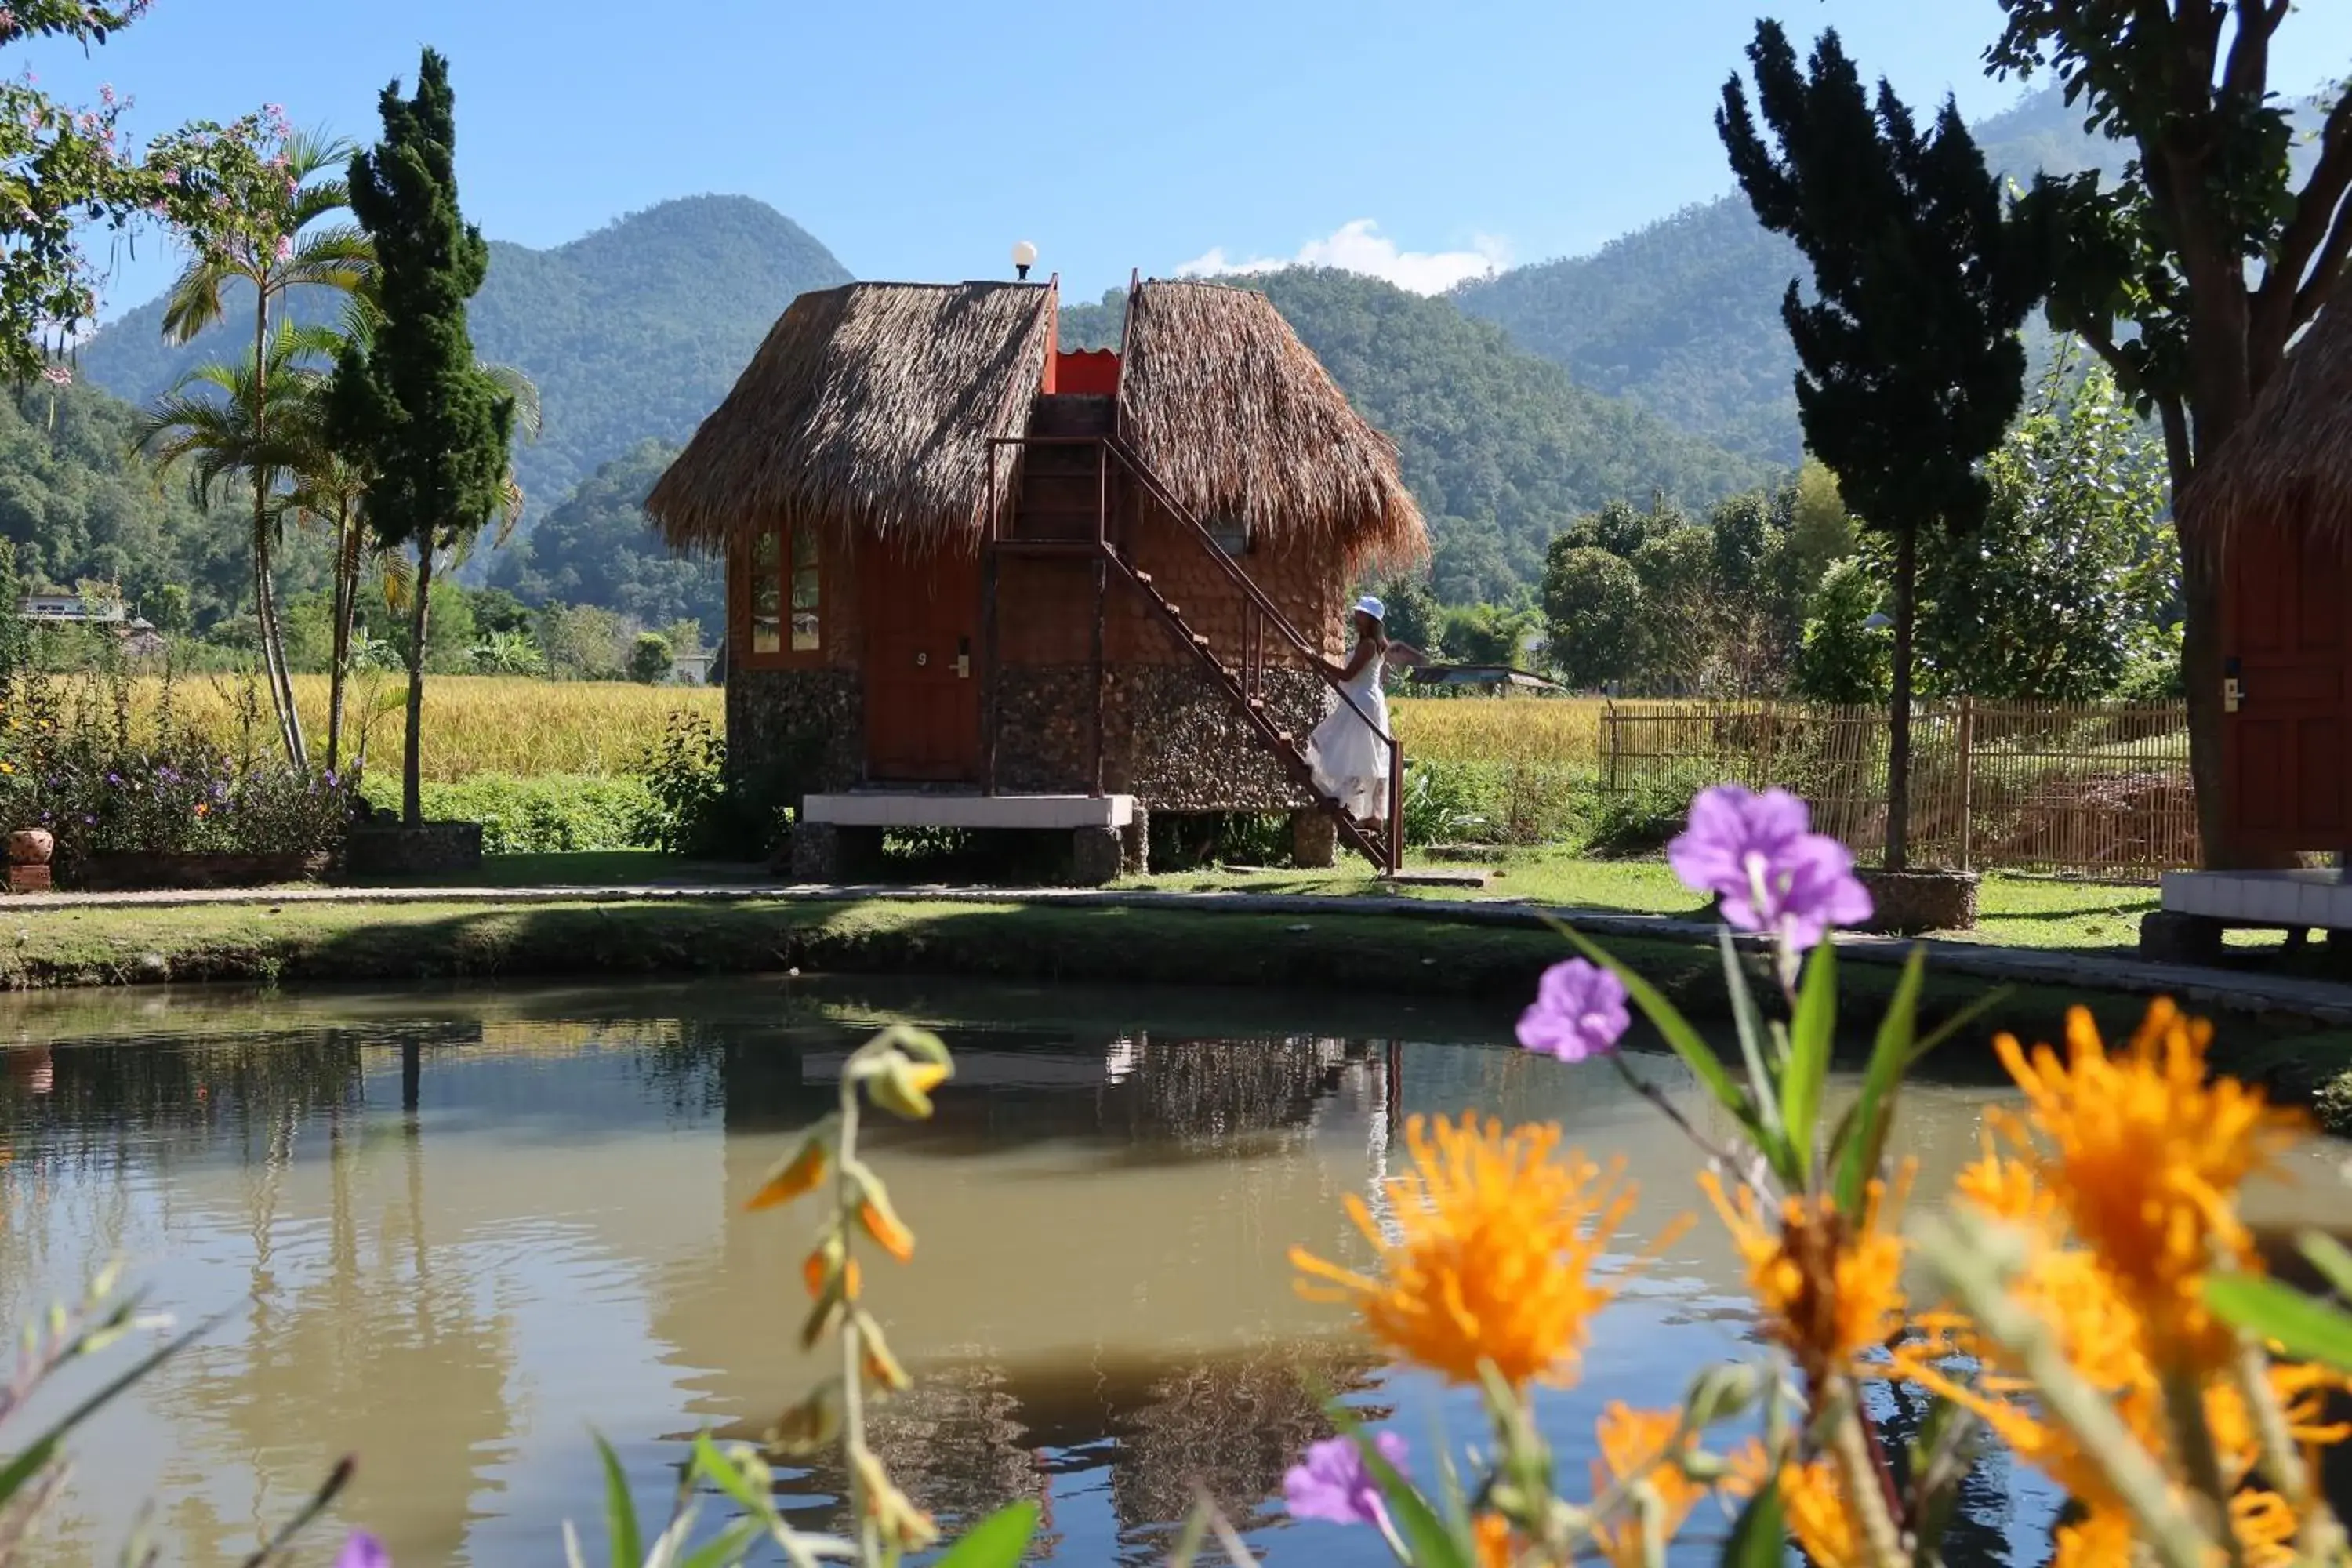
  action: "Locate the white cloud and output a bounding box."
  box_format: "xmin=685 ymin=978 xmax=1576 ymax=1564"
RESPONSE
xmin=1174 ymin=220 xmax=1510 ymax=296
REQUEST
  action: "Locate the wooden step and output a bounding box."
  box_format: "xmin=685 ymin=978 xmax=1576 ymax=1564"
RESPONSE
xmin=1132 ymin=570 xmax=1152 ymax=586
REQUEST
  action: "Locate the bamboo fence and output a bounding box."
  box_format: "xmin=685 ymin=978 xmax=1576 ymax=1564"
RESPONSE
xmin=1599 ymin=699 xmax=2196 ymax=880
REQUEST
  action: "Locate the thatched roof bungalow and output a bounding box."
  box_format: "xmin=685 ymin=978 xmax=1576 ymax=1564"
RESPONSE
xmin=2176 ymin=300 xmax=2352 ymax=857
xmin=645 ymin=274 xmax=1426 ymax=880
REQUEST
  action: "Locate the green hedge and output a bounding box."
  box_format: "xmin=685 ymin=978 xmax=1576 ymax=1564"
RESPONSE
xmin=357 ymin=772 xmax=655 ymax=854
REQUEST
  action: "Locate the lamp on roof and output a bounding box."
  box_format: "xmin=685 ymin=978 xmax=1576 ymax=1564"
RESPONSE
xmin=1012 ymin=240 xmax=1037 ymax=281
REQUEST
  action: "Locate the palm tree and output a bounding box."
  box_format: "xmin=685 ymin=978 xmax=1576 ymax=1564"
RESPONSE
xmin=159 ymin=129 xmax=373 ymax=773
xmin=288 ymin=292 xmax=540 ymax=775
xmin=136 ymin=323 xmax=347 ymax=718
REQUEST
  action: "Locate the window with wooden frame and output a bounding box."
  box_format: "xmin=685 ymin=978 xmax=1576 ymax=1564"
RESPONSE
xmin=738 ymin=521 xmax=822 ymax=666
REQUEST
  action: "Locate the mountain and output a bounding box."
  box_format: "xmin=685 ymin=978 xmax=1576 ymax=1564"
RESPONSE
xmin=76 ymin=194 xmax=853 ymax=523
xmin=1448 ymin=87 xmax=2132 ymax=463
xmin=488 ymin=437 xmax=718 ymax=631
xmin=1059 ymin=269 xmax=1771 ymax=601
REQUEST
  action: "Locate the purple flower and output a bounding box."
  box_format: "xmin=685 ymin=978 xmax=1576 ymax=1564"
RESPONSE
xmin=1283 ymin=1431 xmax=1405 ymax=1528
xmin=1517 ymin=959 xmax=1629 ymax=1062
xmin=333 ymin=1533 xmax=390 ymax=1568
xmin=1667 ymin=785 xmax=1872 ymax=950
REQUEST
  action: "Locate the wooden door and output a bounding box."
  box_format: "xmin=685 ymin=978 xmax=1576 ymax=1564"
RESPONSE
xmin=2223 ymin=524 xmax=2350 ymax=855
xmin=861 ymin=539 xmax=982 ymax=783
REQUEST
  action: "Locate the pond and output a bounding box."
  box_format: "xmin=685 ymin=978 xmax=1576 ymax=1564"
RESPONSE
xmin=0 ymin=975 xmax=2344 ymax=1567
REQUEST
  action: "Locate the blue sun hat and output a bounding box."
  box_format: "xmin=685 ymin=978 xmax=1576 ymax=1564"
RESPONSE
xmin=1352 ymin=595 xmax=1385 ymax=623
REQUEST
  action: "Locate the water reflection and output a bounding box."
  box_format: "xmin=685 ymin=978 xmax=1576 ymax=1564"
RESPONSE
xmin=0 ymin=978 xmax=2341 ymax=1567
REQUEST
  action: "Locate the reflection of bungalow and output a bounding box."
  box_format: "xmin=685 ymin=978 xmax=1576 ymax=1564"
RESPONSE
xmin=644 ymin=274 xmax=1426 ymax=878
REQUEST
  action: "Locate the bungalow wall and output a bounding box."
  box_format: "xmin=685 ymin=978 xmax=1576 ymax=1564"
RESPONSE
xmin=723 ymin=528 xmax=865 ymax=798
xmin=721 ymin=495 xmax=1356 ymax=815
xmin=989 ymin=488 xmax=1351 ymax=810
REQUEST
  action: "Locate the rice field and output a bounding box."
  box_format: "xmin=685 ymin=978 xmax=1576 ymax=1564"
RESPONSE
xmin=89 ymin=673 xmax=722 ymax=782
xmin=1390 ymin=696 xmax=1603 ymax=769
xmin=78 ymin=676 xmax=1592 ymax=783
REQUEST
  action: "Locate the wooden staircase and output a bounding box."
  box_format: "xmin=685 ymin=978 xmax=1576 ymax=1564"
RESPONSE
xmin=989 ymin=396 xmax=1403 ymax=875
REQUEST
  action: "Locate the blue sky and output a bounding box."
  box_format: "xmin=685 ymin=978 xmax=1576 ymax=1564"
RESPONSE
xmin=26 ymin=0 xmax=2352 ymax=319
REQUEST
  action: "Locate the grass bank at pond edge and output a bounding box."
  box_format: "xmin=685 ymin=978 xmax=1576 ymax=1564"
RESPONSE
xmin=6 ymin=895 xmax=2348 ymax=1126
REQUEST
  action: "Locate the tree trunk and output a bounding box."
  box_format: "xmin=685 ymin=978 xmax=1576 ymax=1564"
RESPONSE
xmin=403 ymin=542 xmax=433 ymax=829
xmin=249 ymin=289 xmax=309 ymax=775
xmin=1885 ymin=521 xmax=1917 ymax=873
xmin=326 ymin=503 xmax=357 ymax=775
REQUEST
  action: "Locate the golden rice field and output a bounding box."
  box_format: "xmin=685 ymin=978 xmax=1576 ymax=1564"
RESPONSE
xmin=100 ymin=674 xmax=723 ymax=782
xmin=1389 ymin=696 xmax=1604 ymax=769
xmin=89 ymin=675 xmax=1598 ymax=783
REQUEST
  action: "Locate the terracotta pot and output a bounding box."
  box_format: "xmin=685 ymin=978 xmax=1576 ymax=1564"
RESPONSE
xmin=5 ymin=829 xmax=53 ymax=866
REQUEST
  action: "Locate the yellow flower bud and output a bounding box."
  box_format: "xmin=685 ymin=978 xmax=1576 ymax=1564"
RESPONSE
xmin=765 ymin=1381 xmax=844 ymax=1457
xmin=867 ymin=1056 xmax=951 ymax=1120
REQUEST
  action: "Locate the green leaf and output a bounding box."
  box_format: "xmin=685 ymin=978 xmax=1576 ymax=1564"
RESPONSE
xmin=689 ymin=1434 xmax=769 ymax=1519
xmin=595 ymin=1434 xmax=644 ymax=1568
xmin=1561 ymin=927 xmax=1758 ymax=1138
xmin=2205 ymin=1273 xmax=2352 ymax=1371
xmin=1833 ymin=946 xmax=1924 ymax=1214
xmin=1720 ymin=1479 xmax=1786 ymax=1568
xmin=0 ymin=1313 xmax=212 ymax=1509
xmin=1780 ymin=940 xmax=1838 ymax=1172
xmin=2299 ymin=1231 xmax=2352 ymax=1301
xmin=675 ymin=1521 xmax=763 ymax=1568
xmin=1719 ymin=933 xmax=1794 ymax=1180
xmin=930 ymin=1501 xmax=1042 ymax=1568
xmin=1357 ymin=1436 xmax=1473 ymax=1568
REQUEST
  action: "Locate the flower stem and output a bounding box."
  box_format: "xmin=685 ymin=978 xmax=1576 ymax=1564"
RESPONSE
xmin=2230 ymin=1334 xmax=2349 ymax=1560
xmin=835 ymin=1075 xmax=879 ymax=1567
xmin=2159 ymin=1363 xmax=2245 ymax=1568
xmin=1821 ymin=1381 xmax=1905 ymax=1568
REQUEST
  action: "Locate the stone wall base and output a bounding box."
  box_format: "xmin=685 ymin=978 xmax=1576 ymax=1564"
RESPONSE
xmin=346 ymin=822 xmax=482 ymax=879
xmin=1857 ymin=869 xmax=1980 ymax=935
xmin=1290 ymin=809 xmax=1337 ymax=869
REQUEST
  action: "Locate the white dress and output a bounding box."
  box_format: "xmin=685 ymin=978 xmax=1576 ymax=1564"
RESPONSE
xmin=1305 ymin=643 xmax=1391 ymax=822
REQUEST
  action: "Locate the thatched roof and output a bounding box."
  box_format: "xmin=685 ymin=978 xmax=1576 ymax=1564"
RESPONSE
xmin=2179 ymin=297 xmax=2352 ymax=548
xmin=646 ymin=275 xmax=1426 ymax=568
xmin=645 ymin=281 xmax=1054 ymax=551
xmin=1120 ymin=280 xmax=1426 ymax=568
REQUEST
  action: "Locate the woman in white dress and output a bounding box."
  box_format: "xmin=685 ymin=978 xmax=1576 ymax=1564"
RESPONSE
xmin=1305 ymin=596 xmax=1422 ymax=829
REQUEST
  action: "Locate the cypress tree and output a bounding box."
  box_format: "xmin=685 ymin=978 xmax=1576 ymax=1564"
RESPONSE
xmin=1718 ymin=22 xmax=2042 ymax=871
xmin=330 ymin=49 xmax=513 ymax=828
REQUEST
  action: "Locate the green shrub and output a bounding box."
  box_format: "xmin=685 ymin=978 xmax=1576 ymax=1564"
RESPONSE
xmin=1575 ymin=779 xmax=1692 ymax=858
xmin=1400 ymin=759 xmax=1493 ymax=847
xmin=633 ymin=713 xmax=789 ymax=859
xmin=358 ymin=771 xmax=653 ymax=854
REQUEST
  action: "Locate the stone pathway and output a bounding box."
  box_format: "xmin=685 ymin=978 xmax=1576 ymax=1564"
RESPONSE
xmin=11 ymin=879 xmax=2352 ymax=1025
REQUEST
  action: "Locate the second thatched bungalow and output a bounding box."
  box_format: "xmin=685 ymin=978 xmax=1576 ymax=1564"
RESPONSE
xmin=644 ymin=273 xmax=1425 ymax=881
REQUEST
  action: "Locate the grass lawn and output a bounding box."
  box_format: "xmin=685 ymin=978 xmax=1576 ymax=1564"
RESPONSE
xmin=1121 ymin=853 xmax=2178 ymax=953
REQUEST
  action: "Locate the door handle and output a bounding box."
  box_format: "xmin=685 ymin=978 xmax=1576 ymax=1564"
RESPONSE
xmin=2225 ymin=655 xmax=2242 ymax=713
xmin=956 ymin=636 xmax=971 ymax=679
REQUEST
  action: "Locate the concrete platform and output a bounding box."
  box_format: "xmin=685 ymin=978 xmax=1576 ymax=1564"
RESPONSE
xmin=2162 ymin=869 xmax=2352 ymax=929
xmin=801 ymin=793 xmax=1135 ymax=830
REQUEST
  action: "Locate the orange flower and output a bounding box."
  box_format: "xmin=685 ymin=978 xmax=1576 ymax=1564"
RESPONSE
xmin=1471 ymin=1512 xmax=1520 ymax=1568
xmin=748 ymin=1134 xmax=829 ymax=1211
xmin=1290 ymin=1114 xmax=1672 ymax=1387
xmin=1585 ymin=1403 xmax=1758 ymax=1568
xmin=1777 ymin=1461 xmax=1862 ymax=1568
xmin=858 ymin=1196 xmax=915 ymax=1262
xmin=1991 ymin=1000 xmax=2303 ymax=1366
xmin=1700 ymin=1165 xmax=1908 ymax=1384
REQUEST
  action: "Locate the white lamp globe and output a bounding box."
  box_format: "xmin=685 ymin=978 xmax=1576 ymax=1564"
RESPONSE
xmin=1011 ymin=240 xmax=1039 ymax=273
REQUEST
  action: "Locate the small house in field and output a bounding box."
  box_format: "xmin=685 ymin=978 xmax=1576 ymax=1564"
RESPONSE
xmin=644 ymin=274 xmax=1425 ymax=881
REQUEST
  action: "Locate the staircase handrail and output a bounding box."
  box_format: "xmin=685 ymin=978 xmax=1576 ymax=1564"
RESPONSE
xmin=1096 ymin=434 xmax=1399 ymax=748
